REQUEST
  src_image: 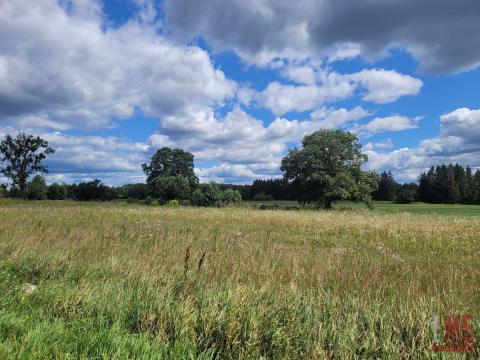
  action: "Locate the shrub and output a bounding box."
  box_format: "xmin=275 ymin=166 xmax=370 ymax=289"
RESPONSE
xmin=143 ymin=196 xmax=155 ymax=206
xmin=72 ymin=180 xmax=116 ymax=201
xmin=202 ymin=183 xmax=222 ymax=207
xmin=167 ymin=199 xmax=180 ymax=208
xmin=394 ymin=188 xmax=416 ymax=204
xmin=221 ymin=189 xmax=242 ymax=206
xmin=191 ymin=189 xmax=206 ymax=206
xmin=121 ymin=183 xmax=151 ymax=200
xmin=191 ymin=183 xmax=223 ymax=207
xmin=253 ymin=192 xmax=274 ymax=201
xmin=47 ymin=183 xmax=68 ymax=200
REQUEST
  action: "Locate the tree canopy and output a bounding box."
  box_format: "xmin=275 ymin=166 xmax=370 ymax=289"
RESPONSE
xmin=372 ymin=171 xmax=399 ymax=201
xmin=0 ymin=133 xmax=55 ymax=197
xmin=281 ymin=130 xmax=378 ymax=208
xmin=142 ymin=147 xmax=198 ymax=189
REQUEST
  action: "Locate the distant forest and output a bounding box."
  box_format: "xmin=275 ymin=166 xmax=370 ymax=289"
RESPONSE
xmin=3 ymin=163 xmax=480 ymax=205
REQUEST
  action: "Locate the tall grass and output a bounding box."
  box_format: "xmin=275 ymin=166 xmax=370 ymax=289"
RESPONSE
xmin=0 ymin=200 xmax=478 ymax=358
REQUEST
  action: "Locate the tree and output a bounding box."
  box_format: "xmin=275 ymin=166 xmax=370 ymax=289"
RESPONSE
xmin=281 ymin=130 xmax=377 ymax=209
xmin=221 ymin=189 xmax=242 ymax=205
xmin=418 ymin=167 xmax=435 ymax=203
xmin=474 ymin=170 xmax=480 ymax=204
xmin=202 ymin=183 xmax=222 ymax=207
xmin=372 ymin=171 xmax=398 ymax=201
xmin=191 ymin=189 xmax=207 ymax=206
xmin=465 ymin=166 xmax=475 ymax=204
xmin=0 ymin=183 xmax=7 ymax=198
xmin=191 ymin=183 xmax=222 ymax=207
xmin=153 ymin=175 xmax=191 ymax=200
xmin=26 ymin=175 xmax=48 ymax=200
xmin=0 ymin=134 xmax=55 ymax=198
xmin=142 ymin=147 xmax=198 ymax=188
xmin=253 ymin=192 xmax=274 ymax=201
xmin=119 ymin=183 xmax=151 ymax=200
xmin=72 ymin=180 xmax=115 ymax=201
xmin=47 ymin=183 xmax=68 ymax=200
xmin=394 ymin=188 xmax=416 ymax=204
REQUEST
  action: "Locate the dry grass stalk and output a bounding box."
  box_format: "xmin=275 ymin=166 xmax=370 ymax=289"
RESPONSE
xmin=184 ymin=245 xmax=191 ymax=285
xmin=197 ymin=252 xmax=207 ymax=273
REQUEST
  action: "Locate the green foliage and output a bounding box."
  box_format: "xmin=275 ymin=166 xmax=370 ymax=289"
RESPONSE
xmin=394 ymin=188 xmax=416 ymax=204
xmin=119 ymin=183 xmax=151 ymax=200
xmin=154 ymin=175 xmax=191 ymax=201
xmin=190 ymin=189 xmax=206 ymax=207
xmin=142 ymin=147 xmax=198 ymax=188
xmin=143 ymin=196 xmax=155 ymax=206
xmin=372 ymin=171 xmax=398 ymax=201
xmin=166 ymin=199 xmax=180 ymax=208
xmin=0 ymin=184 xmax=5 ymax=198
xmin=0 ymin=133 xmax=55 ymax=198
xmin=191 ymin=183 xmax=227 ymax=207
xmin=250 ymin=178 xmax=294 ymax=200
xmin=221 ymin=188 xmax=242 ymax=205
xmin=72 ymin=180 xmax=116 ymax=201
xmin=201 ymin=183 xmax=222 ymax=207
xmin=419 ymin=164 xmax=480 ymax=204
xmin=26 ymin=176 xmax=48 ymax=200
xmin=47 ymin=183 xmax=68 ymax=200
xmin=281 ymin=130 xmax=377 ymax=208
xmin=253 ymin=192 xmax=274 ymax=201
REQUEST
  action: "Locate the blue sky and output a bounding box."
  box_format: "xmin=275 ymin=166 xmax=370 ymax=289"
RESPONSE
xmin=1 ymin=0 xmax=480 ymax=185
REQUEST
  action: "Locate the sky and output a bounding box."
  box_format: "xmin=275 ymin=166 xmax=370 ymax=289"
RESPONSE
xmin=1 ymin=0 xmax=480 ymax=185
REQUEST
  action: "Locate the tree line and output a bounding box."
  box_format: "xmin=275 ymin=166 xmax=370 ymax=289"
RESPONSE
xmin=2 ymin=132 xmax=480 ymax=207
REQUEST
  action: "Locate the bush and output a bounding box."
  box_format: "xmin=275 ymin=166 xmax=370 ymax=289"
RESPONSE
xmin=72 ymin=180 xmax=116 ymax=201
xmin=47 ymin=183 xmax=68 ymax=200
xmin=0 ymin=184 xmax=6 ymax=198
xmin=143 ymin=196 xmax=155 ymax=206
xmin=394 ymin=188 xmax=416 ymax=204
xmin=253 ymin=192 xmax=274 ymax=201
xmin=121 ymin=183 xmax=151 ymax=200
xmin=202 ymin=183 xmax=222 ymax=207
xmin=221 ymin=189 xmax=242 ymax=206
xmin=191 ymin=183 xmax=223 ymax=207
xmin=27 ymin=176 xmax=48 ymax=200
xmin=167 ymin=199 xmax=180 ymax=208
xmin=191 ymin=189 xmax=206 ymax=206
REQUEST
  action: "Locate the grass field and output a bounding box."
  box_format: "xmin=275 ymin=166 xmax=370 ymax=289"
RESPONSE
xmin=243 ymin=200 xmax=480 ymax=217
xmin=0 ymin=200 xmax=479 ymax=358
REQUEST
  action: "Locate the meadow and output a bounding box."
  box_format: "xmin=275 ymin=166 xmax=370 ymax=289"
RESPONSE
xmin=0 ymin=200 xmax=479 ymax=359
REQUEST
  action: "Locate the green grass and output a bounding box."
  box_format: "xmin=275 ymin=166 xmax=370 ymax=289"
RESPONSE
xmin=244 ymin=199 xmax=480 ymax=217
xmin=0 ymin=200 xmax=479 ymax=358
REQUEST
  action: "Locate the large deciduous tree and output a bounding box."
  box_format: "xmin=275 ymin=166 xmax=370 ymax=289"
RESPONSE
xmin=142 ymin=147 xmax=198 ymax=189
xmin=0 ymin=134 xmax=55 ymax=198
xmin=281 ymin=130 xmax=378 ymax=209
xmin=153 ymin=175 xmax=191 ymax=201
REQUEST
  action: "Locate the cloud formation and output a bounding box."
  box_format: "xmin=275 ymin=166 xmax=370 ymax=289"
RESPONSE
xmin=365 ymin=107 xmax=480 ymax=181
xmin=257 ymin=68 xmax=422 ymax=115
xmin=0 ymin=0 xmax=235 ymax=129
xmin=165 ymin=0 xmax=480 ymax=73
